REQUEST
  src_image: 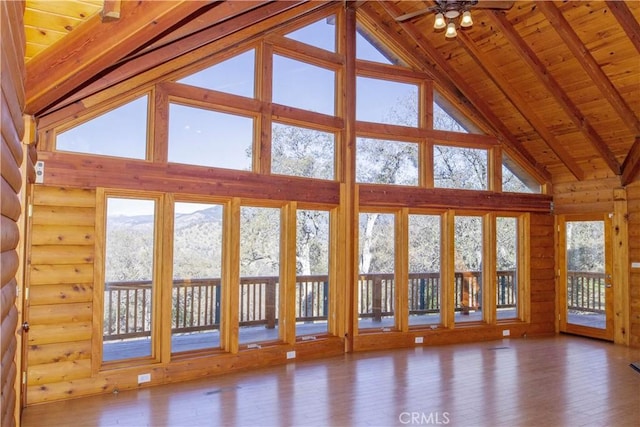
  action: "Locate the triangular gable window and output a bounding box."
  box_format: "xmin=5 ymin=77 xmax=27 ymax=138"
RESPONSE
xmin=356 ymin=25 xmax=403 ymax=65
xmin=56 ymin=95 xmax=148 ymax=159
xmin=433 ymin=92 xmax=483 ymax=134
xmin=177 ymin=49 xmax=255 ymax=98
xmin=503 ymin=153 xmax=541 ymax=193
xmin=285 ymin=16 xmax=336 ymax=52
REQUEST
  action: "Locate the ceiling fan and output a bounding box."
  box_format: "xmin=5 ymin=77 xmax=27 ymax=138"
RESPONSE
xmin=395 ymin=1 xmax=515 ymax=38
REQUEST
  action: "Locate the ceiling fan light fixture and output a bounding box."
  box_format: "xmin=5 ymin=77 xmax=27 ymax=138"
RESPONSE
xmin=460 ymin=11 xmax=473 ymax=27
xmin=445 ymin=21 xmax=457 ymax=38
xmin=434 ymin=12 xmax=446 ymax=29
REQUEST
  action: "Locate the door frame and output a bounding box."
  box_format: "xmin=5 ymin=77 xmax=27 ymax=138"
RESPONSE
xmin=557 ymin=213 xmax=614 ymax=341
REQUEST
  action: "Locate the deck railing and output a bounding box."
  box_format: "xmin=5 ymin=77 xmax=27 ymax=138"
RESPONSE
xmin=567 ymin=270 xmax=606 ymax=313
xmin=103 ymin=270 xmax=603 ymax=340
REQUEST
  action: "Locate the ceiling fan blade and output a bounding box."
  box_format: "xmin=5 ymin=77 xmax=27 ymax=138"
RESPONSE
xmin=474 ymin=1 xmax=515 ymax=9
xmin=395 ymin=6 xmax=437 ymax=23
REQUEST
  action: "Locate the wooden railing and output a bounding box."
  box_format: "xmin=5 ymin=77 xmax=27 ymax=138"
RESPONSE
xmin=104 ymin=270 xmax=601 ymax=340
xmin=567 ymin=270 xmax=606 ymax=313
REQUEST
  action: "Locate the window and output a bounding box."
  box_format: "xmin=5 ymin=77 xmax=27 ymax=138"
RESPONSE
xmin=502 ymin=153 xmax=541 ymax=193
xmin=271 ymin=123 xmax=335 ymax=180
xmin=57 ymin=96 xmax=148 ymax=159
xmin=408 ymin=214 xmax=442 ymax=327
xmin=239 ymin=206 xmax=281 ymax=345
xmin=496 ymin=216 xmax=519 ymax=320
xmin=103 ymin=197 xmax=158 ymax=362
xmin=433 ymin=101 xmax=468 ymax=133
xmin=272 ymin=55 xmax=335 ymax=115
xmin=454 ymin=215 xmax=483 ymax=324
xmin=296 ymin=209 xmax=330 ymax=337
xmin=358 ymin=212 xmax=395 ymax=330
xmin=285 ymin=16 xmax=336 ymax=52
xmin=168 ymin=104 xmax=254 ymax=170
xmin=356 ymin=25 xmax=402 ymax=65
xmin=171 ymin=202 xmax=224 ymax=353
xmin=434 ymin=145 xmax=488 ymax=190
xmin=356 ymin=137 xmax=418 ymax=185
xmin=177 ymin=49 xmax=255 ymax=98
xmin=356 ymin=77 xmax=418 ymax=127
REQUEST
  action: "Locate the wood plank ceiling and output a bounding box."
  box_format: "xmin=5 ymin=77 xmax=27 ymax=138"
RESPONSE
xmin=22 ymin=0 xmax=640 ymax=186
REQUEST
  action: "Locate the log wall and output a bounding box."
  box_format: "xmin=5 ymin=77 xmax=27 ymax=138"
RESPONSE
xmin=1 ymin=1 xmax=27 ymax=426
xmin=628 ymin=181 xmax=640 ymax=348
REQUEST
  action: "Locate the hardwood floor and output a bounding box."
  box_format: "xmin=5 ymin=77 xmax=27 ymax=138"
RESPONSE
xmin=22 ymin=335 xmax=640 ymax=427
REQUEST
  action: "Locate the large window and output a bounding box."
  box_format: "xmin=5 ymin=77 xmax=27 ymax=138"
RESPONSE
xmin=358 ymin=212 xmax=395 ymax=330
xmin=103 ymin=197 xmax=158 ymax=362
xmin=239 ymin=206 xmax=281 ymax=345
xmin=454 ymin=215 xmax=484 ymax=324
xmin=408 ymin=214 xmax=442 ymax=327
xmin=171 ymin=202 xmax=224 ymax=353
xmin=296 ymin=209 xmax=330 ymax=337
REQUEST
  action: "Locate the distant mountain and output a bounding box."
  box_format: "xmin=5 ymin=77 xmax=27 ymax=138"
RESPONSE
xmin=107 ymin=206 xmax=223 ymax=230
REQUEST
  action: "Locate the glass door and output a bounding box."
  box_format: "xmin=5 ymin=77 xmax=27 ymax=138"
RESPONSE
xmin=559 ymin=215 xmax=613 ymax=341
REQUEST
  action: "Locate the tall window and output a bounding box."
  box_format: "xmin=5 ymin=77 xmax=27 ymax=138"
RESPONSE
xmin=171 ymin=202 xmax=224 ymax=353
xmin=408 ymin=214 xmax=442 ymax=327
xmin=103 ymin=197 xmax=157 ymax=362
xmin=296 ymin=209 xmax=330 ymax=337
xmin=239 ymin=206 xmax=281 ymax=345
xmin=358 ymin=212 xmax=395 ymax=330
xmin=454 ymin=215 xmax=483 ymax=324
xmin=496 ymin=216 xmax=519 ymax=320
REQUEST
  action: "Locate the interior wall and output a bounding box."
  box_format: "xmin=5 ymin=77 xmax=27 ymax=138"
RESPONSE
xmin=628 ymin=181 xmax=640 ymax=348
xmin=1 ymin=1 xmax=25 ymax=426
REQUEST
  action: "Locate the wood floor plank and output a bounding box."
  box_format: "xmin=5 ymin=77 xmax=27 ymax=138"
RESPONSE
xmin=21 ymin=335 xmax=640 ymax=426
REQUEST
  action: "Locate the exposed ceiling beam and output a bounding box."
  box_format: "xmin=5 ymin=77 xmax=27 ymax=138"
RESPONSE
xmin=606 ymin=0 xmax=640 ymax=54
xmin=621 ymin=136 xmax=640 ymax=186
xmin=538 ymin=1 xmax=640 ymax=135
xmin=38 ymin=1 xmax=325 ymax=117
xmin=487 ymin=10 xmax=622 ymax=177
xmin=456 ymin=31 xmax=584 ymax=181
xmin=371 ymin=1 xmax=551 ymax=184
xmin=25 ymin=0 xmax=217 ymax=115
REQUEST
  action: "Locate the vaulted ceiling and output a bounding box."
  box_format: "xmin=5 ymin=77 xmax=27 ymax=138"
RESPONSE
xmin=22 ymin=0 xmax=640 ymax=186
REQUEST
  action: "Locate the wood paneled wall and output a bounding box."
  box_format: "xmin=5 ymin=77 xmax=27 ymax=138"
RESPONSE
xmin=1 ymin=1 xmax=26 ymax=426
xmin=628 ymin=181 xmax=640 ymax=348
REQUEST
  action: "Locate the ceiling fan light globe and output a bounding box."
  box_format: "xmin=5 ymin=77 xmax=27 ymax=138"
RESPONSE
xmin=445 ymin=22 xmax=457 ymax=38
xmin=461 ymin=11 xmax=473 ymax=27
xmin=434 ymin=13 xmax=446 ymax=29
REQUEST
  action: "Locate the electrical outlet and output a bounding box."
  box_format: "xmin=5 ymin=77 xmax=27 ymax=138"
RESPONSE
xmin=286 ymin=351 xmax=296 ymax=359
xmin=502 ymin=329 xmax=510 ymax=337
xmin=138 ymin=373 xmax=151 ymax=383
xmin=414 ymin=336 xmax=424 ymax=344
